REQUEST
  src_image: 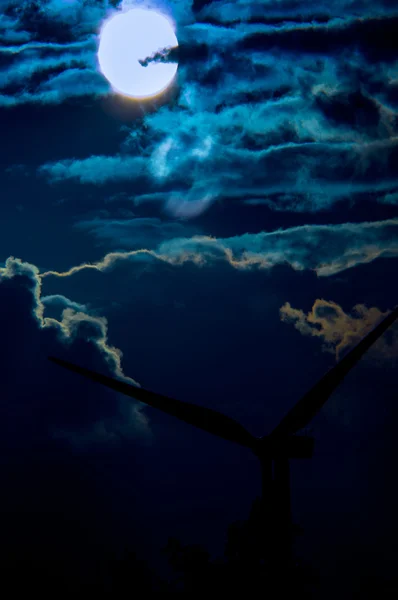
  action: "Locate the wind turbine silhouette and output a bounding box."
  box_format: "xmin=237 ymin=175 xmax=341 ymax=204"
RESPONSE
xmin=48 ymin=306 xmax=398 ymax=568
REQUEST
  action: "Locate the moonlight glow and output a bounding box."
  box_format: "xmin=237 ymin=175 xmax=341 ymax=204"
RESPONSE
xmin=98 ymin=8 xmax=178 ymax=99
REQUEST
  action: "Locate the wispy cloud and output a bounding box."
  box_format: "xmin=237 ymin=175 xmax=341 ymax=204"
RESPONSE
xmin=74 ymin=216 xmax=199 ymax=249
xmin=280 ymin=298 xmax=398 ymax=362
xmin=41 ymin=293 xmax=89 ymax=313
xmin=39 ymin=218 xmax=398 ymax=279
xmin=40 ymin=154 xmax=147 ymax=184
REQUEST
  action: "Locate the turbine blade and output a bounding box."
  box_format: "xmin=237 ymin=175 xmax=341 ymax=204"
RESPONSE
xmin=270 ymin=305 xmax=398 ymax=438
xmin=48 ymin=356 xmax=255 ymax=449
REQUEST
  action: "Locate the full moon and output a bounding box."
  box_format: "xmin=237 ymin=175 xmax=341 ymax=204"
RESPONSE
xmin=98 ymin=8 xmax=178 ymax=99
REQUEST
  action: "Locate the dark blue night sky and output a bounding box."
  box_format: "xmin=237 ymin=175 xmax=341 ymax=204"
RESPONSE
xmin=0 ymin=1 xmax=397 ymax=596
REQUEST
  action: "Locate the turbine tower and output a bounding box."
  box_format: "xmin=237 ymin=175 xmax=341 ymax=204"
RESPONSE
xmin=48 ymin=306 xmax=398 ymax=568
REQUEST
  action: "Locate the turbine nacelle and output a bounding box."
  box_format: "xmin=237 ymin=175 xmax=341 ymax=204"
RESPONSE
xmin=253 ymin=435 xmax=315 ymax=460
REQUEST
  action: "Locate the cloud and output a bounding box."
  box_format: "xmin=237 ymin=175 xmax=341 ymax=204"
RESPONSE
xmin=0 ymin=0 xmax=190 ymax=107
xmin=38 ymin=69 xmax=398 ymax=217
xmin=280 ymin=298 xmax=398 ymax=361
xmin=0 ymin=68 xmax=109 ymax=107
xmin=74 ymin=216 xmax=200 ymax=249
xmin=0 ymin=41 xmax=95 ymax=86
xmin=39 ymin=217 xmax=398 ymax=280
xmin=0 ymin=12 xmax=30 ymax=43
xmin=196 ymin=0 xmax=397 ymax=22
xmin=3 ymin=0 xmax=390 ymax=217
xmin=41 ymin=293 xmax=89 ymax=312
xmin=0 ymin=0 xmax=114 ymax=105
xmin=380 ymin=191 xmax=398 ymax=205
xmin=0 ymin=256 xmax=150 ymax=447
xmin=38 ymin=131 xmax=398 ymax=216
xmin=40 ymin=154 xmax=147 ymax=184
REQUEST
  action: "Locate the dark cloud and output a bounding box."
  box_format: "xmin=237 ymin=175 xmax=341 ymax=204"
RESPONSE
xmin=198 ymin=0 xmax=398 ymax=22
xmin=314 ymin=89 xmax=382 ymax=131
xmin=236 ymin=16 xmax=398 ymax=62
xmin=0 ymin=0 xmax=110 ymax=105
xmin=0 ymin=256 xmax=148 ymax=447
xmin=0 ymin=253 xmax=156 ymax=586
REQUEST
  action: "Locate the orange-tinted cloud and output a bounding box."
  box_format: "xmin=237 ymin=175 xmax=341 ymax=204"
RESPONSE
xmin=280 ymin=299 xmax=398 ymax=362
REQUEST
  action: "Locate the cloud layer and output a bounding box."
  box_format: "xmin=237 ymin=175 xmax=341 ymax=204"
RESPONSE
xmin=39 ymin=217 xmax=398 ymax=279
xmin=1 ymin=1 xmax=397 ymax=217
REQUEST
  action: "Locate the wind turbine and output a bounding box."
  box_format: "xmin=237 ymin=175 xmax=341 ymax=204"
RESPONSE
xmin=48 ymin=306 xmax=398 ymax=568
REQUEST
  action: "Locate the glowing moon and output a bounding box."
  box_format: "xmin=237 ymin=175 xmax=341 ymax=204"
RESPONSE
xmin=98 ymin=8 xmax=178 ymax=99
